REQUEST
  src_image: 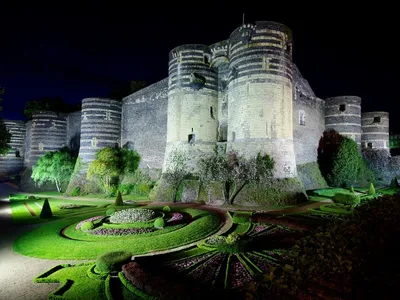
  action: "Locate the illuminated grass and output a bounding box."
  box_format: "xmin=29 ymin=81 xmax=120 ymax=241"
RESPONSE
xmin=13 ymin=208 xmax=223 ymax=259
xmin=34 ymin=263 xmax=106 ymax=300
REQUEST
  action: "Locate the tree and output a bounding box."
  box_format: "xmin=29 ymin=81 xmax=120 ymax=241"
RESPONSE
xmin=31 ymin=148 xmax=76 ymax=192
xmin=23 ymin=97 xmax=79 ymax=120
xmin=87 ymin=146 xmax=141 ymax=193
xmin=87 ymin=147 xmax=121 ymax=192
xmin=162 ymin=148 xmax=189 ymax=202
xmin=198 ymin=148 xmax=274 ymax=205
xmin=40 ymin=199 xmax=53 ymax=219
xmin=0 ymin=87 xmax=12 ymax=155
xmin=326 ymin=137 xmax=367 ymax=187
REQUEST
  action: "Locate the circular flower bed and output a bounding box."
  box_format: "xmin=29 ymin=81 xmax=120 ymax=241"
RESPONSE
xmin=109 ymin=208 xmax=156 ymax=224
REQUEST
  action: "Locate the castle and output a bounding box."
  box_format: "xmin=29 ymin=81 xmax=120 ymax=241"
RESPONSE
xmin=0 ymin=21 xmax=390 ymax=190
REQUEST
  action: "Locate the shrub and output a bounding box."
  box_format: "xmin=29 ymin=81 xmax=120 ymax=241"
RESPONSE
xmin=154 ymin=217 xmax=165 ymax=229
xmin=115 ymin=190 xmax=124 ymax=206
xmin=350 ymin=186 xmax=355 ymax=194
xmin=40 ymin=198 xmax=53 ymax=219
xmin=333 ymin=192 xmax=360 ymax=207
xmin=390 ymin=177 xmax=400 ymax=188
xmin=106 ymin=207 xmax=116 ymax=216
xmin=28 ymin=195 xmax=36 ymax=200
xmin=96 ymin=250 xmax=132 ymax=273
xmin=368 ymin=182 xmax=376 ymax=195
xmin=81 ymin=221 xmax=94 ymax=231
xmin=226 ymin=232 xmax=240 ymax=244
xmin=70 ymin=186 xmax=80 ymax=196
xmin=162 ymin=206 xmax=171 ymax=212
xmin=109 ymin=208 xmax=156 ymax=223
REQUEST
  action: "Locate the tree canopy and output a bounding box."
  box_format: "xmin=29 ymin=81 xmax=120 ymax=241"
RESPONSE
xmin=23 ymin=97 xmax=80 ymax=120
xmin=31 ymin=147 xmax=76 ymax=192
xmin=198 ymin=149 xmax=274 ymax=205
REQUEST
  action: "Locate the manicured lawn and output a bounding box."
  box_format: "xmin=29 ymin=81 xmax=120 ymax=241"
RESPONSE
xmin=13 ymin=208 xmax=223 ymax=259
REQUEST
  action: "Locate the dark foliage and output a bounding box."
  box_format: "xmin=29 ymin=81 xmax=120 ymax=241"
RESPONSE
xmin=40 ymin=198 xmax=53 ymax=219
xmin=115 ymin=190 xmax=123 ymax=206
xmin=96 ymin=250 xmax=132 ymax=273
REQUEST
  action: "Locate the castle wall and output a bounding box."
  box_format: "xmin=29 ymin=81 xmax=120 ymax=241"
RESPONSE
xmin=66 ymin=111 xmax=81 ymax=153
xmin=292 ymin=65 xmax=325 ymax=164
xmin=24 ymin=111 xmax=68 ymax=167
xmin=78 ymin=98 xmax=122 ymax=167
xmin=325 ymin=96 xmax=362 ymax=145
xmin=227 ymin=22 xmax=297 ymax=178
xmin=122 ymin=79 xmax=168 ymax=171
xmin=164 ymin=44 xmax=219 ymax=172
xmin=0 ymin=120 xmax=26 ymax=177
xmin=361 ymin=111 xmax=389 ymax=150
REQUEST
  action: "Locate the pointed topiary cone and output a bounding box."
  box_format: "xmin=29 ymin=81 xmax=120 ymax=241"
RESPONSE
xmin=40 ymin=198 xmax=53 ymax=219
xmin=368 ymin=182 xmax=376 ymax=195
xmin=350 ymin=186 xmax=355 ymax=194
xmin=115 ymin=190 xmax=123 ymax=206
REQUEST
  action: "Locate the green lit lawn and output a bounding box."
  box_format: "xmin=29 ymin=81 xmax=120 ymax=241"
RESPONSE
xmin=13 ymin=207 xmax=223 ymax=259
xmin=35 ymin=264 xmax=106 ymax=300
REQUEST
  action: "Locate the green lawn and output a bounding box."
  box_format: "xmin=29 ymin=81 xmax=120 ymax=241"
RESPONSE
xmin=13 ymin=207 xmax=223 ymax=259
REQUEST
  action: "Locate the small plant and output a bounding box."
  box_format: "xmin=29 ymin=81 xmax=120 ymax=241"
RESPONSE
xmin=154 ymin=217 xmax=165 ymax=229
xmin=81 ymin=221 xmax=94 ymax=231
xmin=368 ymin=182 xmax=376 ymax=195
xmin=28 ymin=195 xmax=36 ymax=200
xmin=70 ymin=186 xmax=80 ymax=196
xmin=40 ymin=198 xmax=53 ymax=219
xmin=95 ymin=250 xmax=132 ymax=273
xmin=162 ymin=205 xmax=171 ymax=212
xmin=349 ymin=186 xmax=355 ymax=194
xmin=106 ymin=207 xmax=116 ymax=216
xmin=226 ymin=232 xmax=240 ymax=244
xmin=115 ymin=190 xmax=124 ymax=206
xmin=333 ymin=192 xmax=360 ymax=207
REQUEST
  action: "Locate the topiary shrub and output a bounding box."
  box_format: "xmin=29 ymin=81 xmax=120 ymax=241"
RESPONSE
xmin=350 ymin=186 xmax=355 ymax=194
xmin=28 ymin=195 xmax=36 ymax=200
xmin=154 ymin=217 xmax=165 ymax=229
xmin=333 ymin=192 xmax=360 ymax=207
xmin=106 ymin=207 xmax=116 ymax=216
xmin=115 ymin=190 xmax=123 ymax=206
xmin=162 ymin=205 xmax=171 ymax=212
xmin=368 ymin=182 xmax=376 ymax=195
xmin=95 ymin=250 xmax=132 ymax=273
xmin=70 ymin=186 xmax=80 ymax=196
xmin=226 ymin=232 xmax=240 ymax=244
xmin=81 ymin=221 xmax=94 ymax=231
xmin=40 ymin=198 xmax=53 ymax=219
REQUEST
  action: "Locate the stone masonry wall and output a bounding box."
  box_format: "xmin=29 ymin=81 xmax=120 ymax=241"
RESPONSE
xmin=122 ymin=79 xmax=168 ymax=172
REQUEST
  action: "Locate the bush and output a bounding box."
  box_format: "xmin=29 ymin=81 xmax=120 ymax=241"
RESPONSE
xmin=162 ymin=206 xmax=171 ymax=212
xmin=28 ymin=195 xmax=36 ymax=200
xmin=154 ymin=217 xmax=165 ymax=229
xmin=350 ymin=186 xmax=355 ymax=194
xmin=109 ymin=208 xmax=156 ymax=223
xmin=296 ymin=162 xmax=328 ymax=190
xmin=115 ymin=190 xmax=124 ymax=206
xmin=81 ymin=221 xmax=94 ymax=231
xmin=106 ymin=207 xmax=116 ymax=216
xmin=40 ymin=198 xmax=53 ymax=219
xmin=390 ymin=177 xmax=400 ymax=188
xmin=70 ymin=186 xmax=80 ymax=196
xmin=368 ymin=182 xmax=376 ymax=195
xmin=226 ymin=232 xmax=240 ymax=244
xmin=96 ymin=250 xmax=132 ymax=273
xmin=333 ymin=192 xmax=360 ymax=206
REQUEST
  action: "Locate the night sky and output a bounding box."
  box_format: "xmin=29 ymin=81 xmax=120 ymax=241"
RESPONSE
xmin=1 ymin=4 xmax=399 ymax=130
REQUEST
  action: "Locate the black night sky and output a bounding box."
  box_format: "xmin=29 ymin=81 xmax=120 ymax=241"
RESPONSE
xmin=1 ymin=3 xmax=399 ymax=130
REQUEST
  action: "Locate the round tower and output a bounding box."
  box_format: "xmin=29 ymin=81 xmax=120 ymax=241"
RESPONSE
xmin=361 ymin=111 xmax=389 ymax=150
xmin=0 ymin=120 xmax=26 ymax=177
xmin=164 ymin=44 xmax=219 ymax=172
xmin=210 ymin=40 xmax=229 ymax=143
xmin=325 ymin=96 xmax=362 ymax=145
xmin=78 ymin=98 xmax=122 ymax=166
xmin=25 ymin=111 xmax=68 ymax=167
xmin=227 ymin=21 xmax=296 ymax=178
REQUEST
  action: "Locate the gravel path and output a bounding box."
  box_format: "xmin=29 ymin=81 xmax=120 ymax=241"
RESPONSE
xmin=0 ymin=183 xmax=89 ymax=300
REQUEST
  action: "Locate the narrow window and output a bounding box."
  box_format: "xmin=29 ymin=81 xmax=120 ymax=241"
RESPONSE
xmin=204 ymin=55 xmax=209 ymax=65
xmin=15 ymin=150 xmax=20 ymax=157
xmin=368 ymin=142 xmax=373 ymax=149
xmin=299 ymin=110 xmax=305 ymax=126
xmin=339 ymin=104 xmax=346 ymax=112
xmin=374 ymin=116 xmax=381 ymax=123
xmin=188 ymin=134 xmax=195 ymax=143
xmin=286 ymin=43 xmax=292 ymax=53
xmin=210 ymin=106 xmax=214 ymax=119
